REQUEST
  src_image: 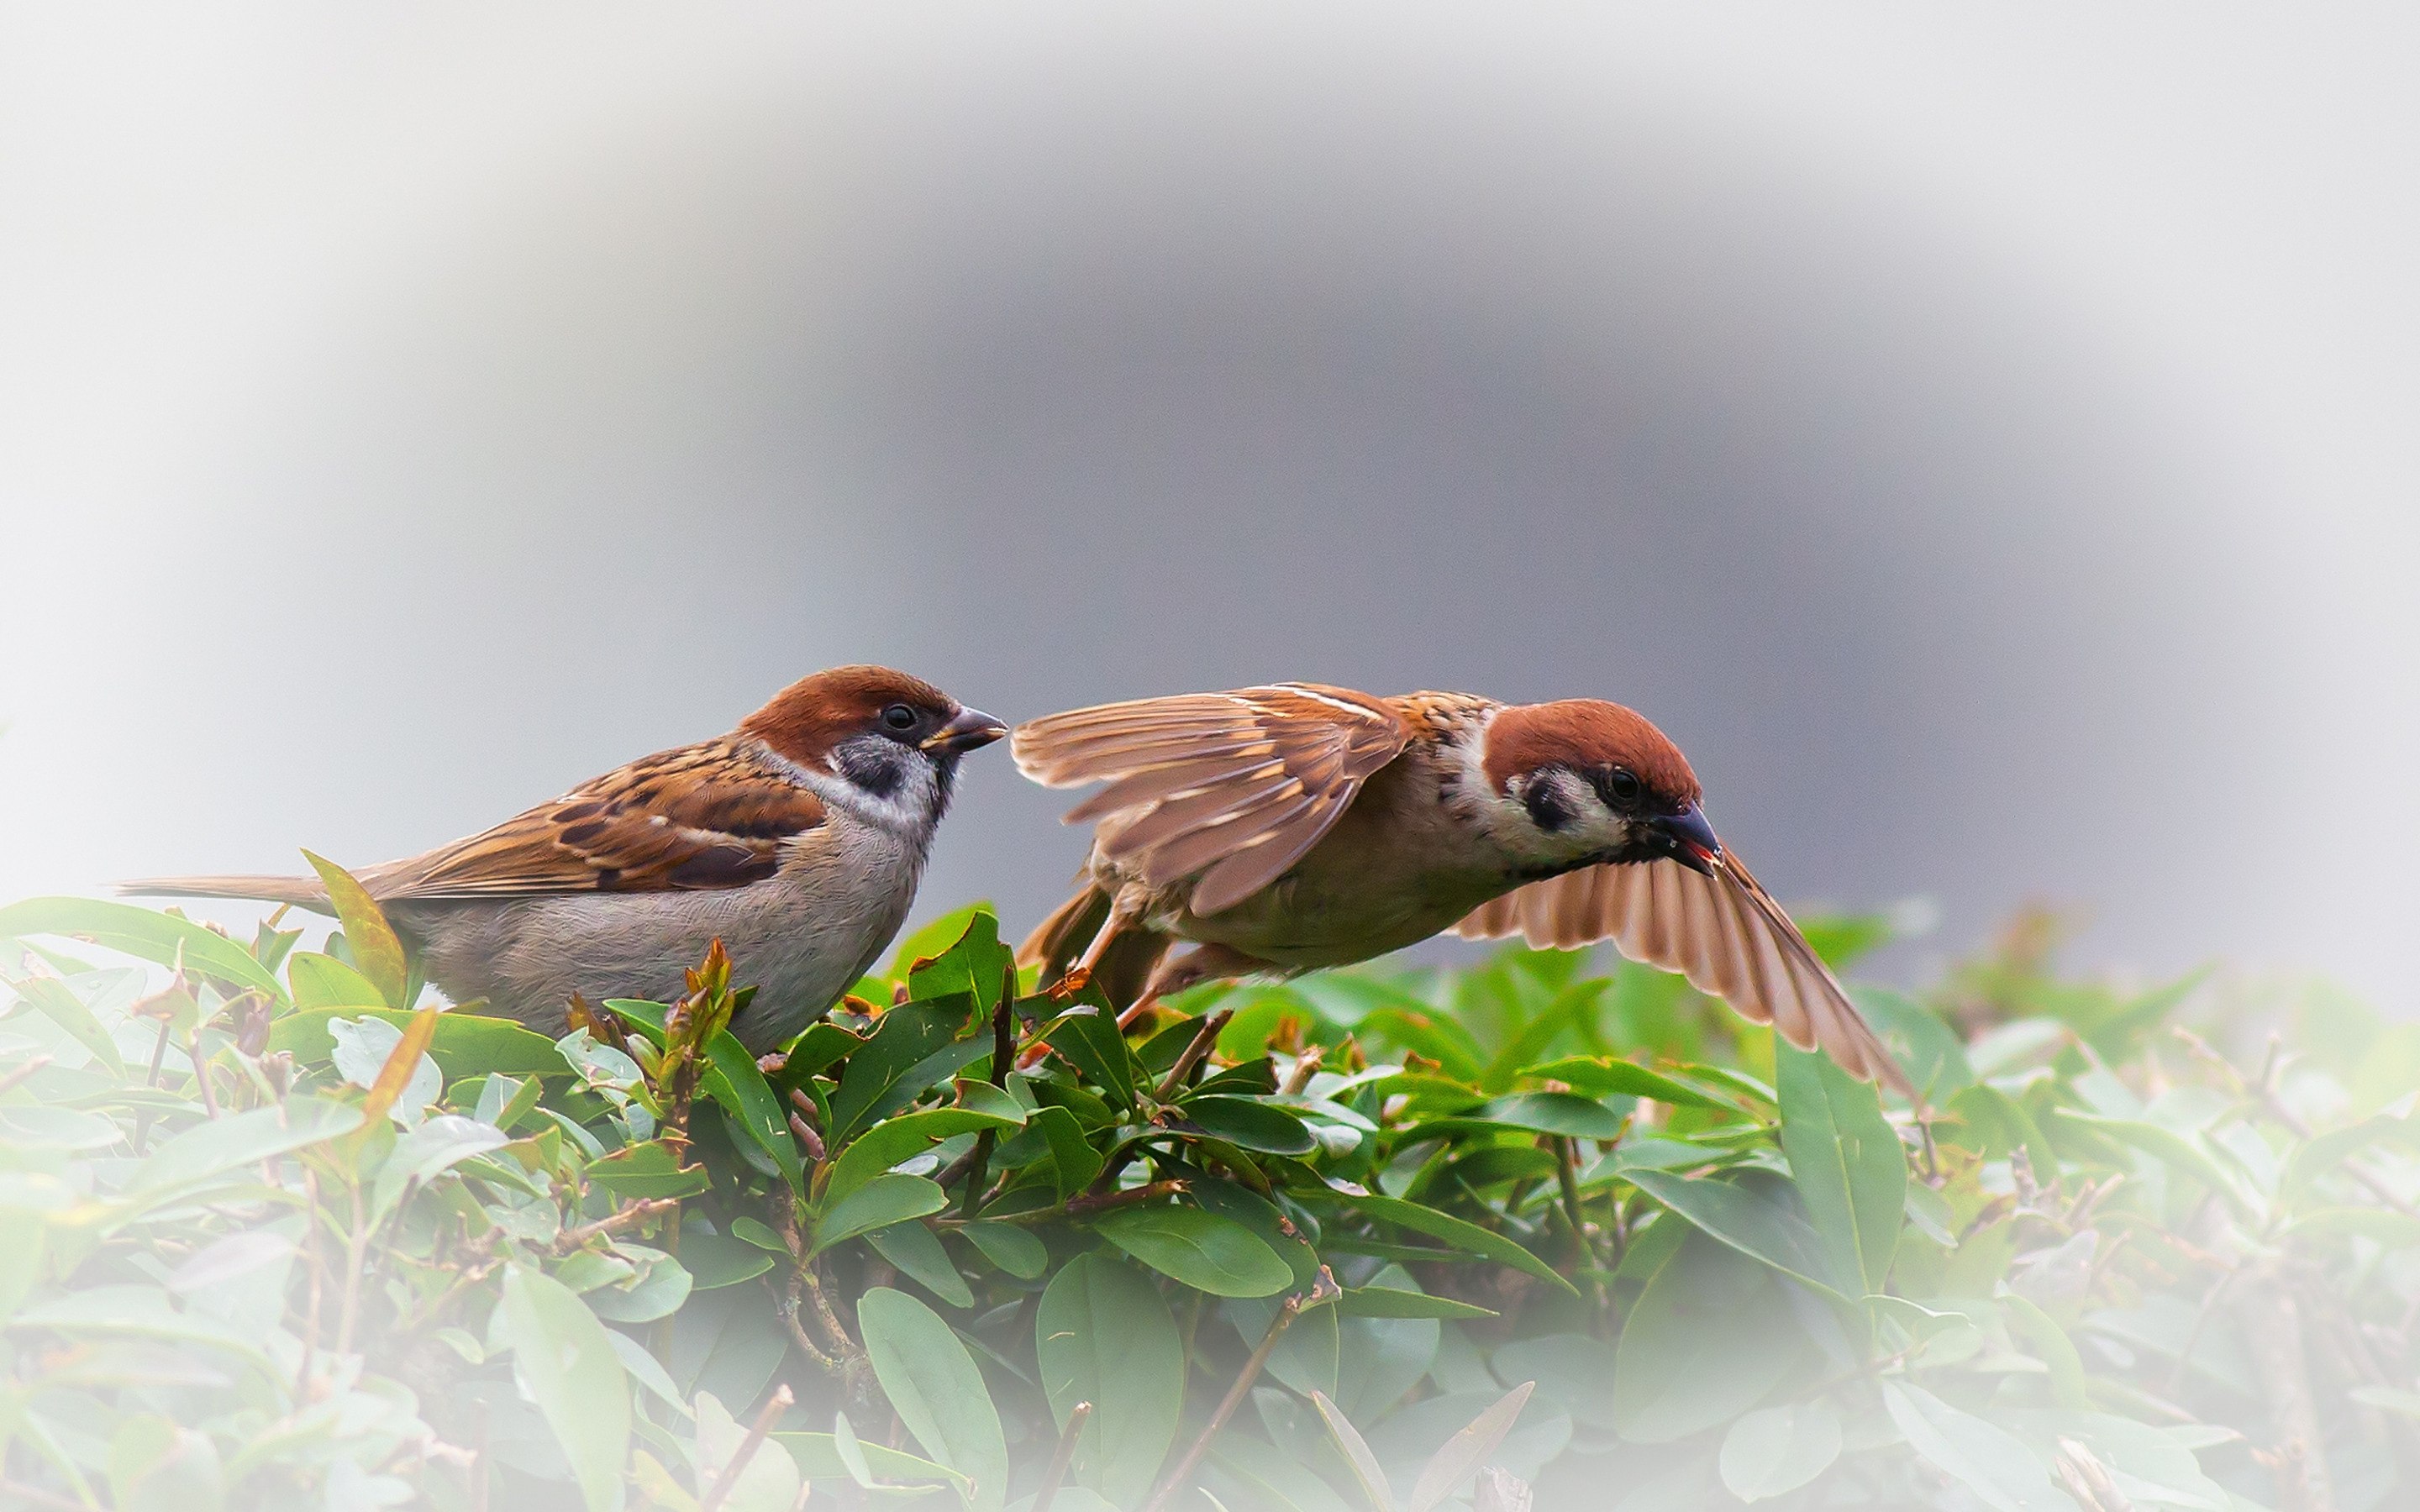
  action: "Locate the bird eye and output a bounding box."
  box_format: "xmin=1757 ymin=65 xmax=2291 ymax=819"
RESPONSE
xmin=1606 ymin=769 xmax=1642 ymax=805
xmin=881 ymin=703 xmax=918 ymax=732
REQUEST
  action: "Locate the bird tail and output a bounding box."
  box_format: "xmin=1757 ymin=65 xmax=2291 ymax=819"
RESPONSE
xmin=118 ymin=874 xmax=337 ymax=915
xmin=1018 ymin=883 xmax=1167 ymax=1010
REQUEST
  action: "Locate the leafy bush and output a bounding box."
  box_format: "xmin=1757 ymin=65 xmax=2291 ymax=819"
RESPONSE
xmin=0 ymin=880 xmax=2415 ymax=1512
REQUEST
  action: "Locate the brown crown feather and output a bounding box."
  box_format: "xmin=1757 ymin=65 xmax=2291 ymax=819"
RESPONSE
xmin=1481 ymin=699 xmax=1702 ymax=809
xmin=739 ymin=664 xmax=958 ymax=766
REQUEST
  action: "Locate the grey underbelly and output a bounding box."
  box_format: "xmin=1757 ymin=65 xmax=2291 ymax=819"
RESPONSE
xmin=393 ymin=861 xmax=917 ymax=1051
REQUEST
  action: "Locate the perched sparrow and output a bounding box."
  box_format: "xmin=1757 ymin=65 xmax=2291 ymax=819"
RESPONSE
xmin=130 ymin=667 xmax=1006 ymax=1052
xmin=1014 ymin=684 xmax=1909 ymax=1092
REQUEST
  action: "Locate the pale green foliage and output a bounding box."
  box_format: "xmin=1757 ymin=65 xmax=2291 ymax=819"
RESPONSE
xmin=0 ymin=888 xmax=2412 ymax=1511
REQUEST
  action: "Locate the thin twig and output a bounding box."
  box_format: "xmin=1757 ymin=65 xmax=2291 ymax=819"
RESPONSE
xmin=336 ymin=1179 xmax=367 ymax=1357
xmin=297 ymin=1166 xmax=325 ymax=1396
xmin=186 ymin=1034 xmax=222 ymax=1118
xmin=958 ymin=964 xmax=1022 ymax=1215
xmin=777 ymin=1273 xmax=845 ymax=1376
xmin=1141 ymin=1294 xmax=1307 ymax=1512
xmin=0 ymin=1054 xmax=52 ymax=1097
xmin=1034 ymin=1402 xmax=1092 ymax=1512
xmin=966 ymin=1179 xmax=1189 ymax=1227
xmin=699 ymin=1384 xmax=795 ymax=1512
xmin=553 ymin=1197 xmax=681 ymax=1253
xmin=1154 ymin=1011 xmax=1233 ymax=1102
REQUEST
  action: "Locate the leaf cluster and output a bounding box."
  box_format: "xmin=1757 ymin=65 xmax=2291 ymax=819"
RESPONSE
xmin=0 ymin=887 xmax=2416 ymax=1512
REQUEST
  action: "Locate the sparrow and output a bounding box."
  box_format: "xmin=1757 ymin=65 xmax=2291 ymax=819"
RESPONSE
xmin=129 ymin=666 xmax=1007 ymax=1053
xmin=1013 ymin=683 xmax=1910 ymax=1092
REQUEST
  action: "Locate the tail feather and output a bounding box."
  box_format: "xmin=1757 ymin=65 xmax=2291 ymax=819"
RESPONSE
xmin=118 ymin=875 xmax=336 ymax=914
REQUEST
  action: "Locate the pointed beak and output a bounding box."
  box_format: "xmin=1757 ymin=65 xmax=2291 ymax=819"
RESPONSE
xmin=923 ymin=706 xmax=1008 ymax=753
xmin=1653 ymin=802 xmax=1723 ymax=875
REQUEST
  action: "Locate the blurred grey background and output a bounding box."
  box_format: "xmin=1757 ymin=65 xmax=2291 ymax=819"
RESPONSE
xmin=2 ymin=7 xmax=2413 ymax=1005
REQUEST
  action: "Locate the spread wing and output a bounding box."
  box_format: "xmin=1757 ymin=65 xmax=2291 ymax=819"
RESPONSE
xmin=1013 ymin=684 xmax=1411 ymax=915
xmin=1454 ymin=855 xmax=1914 ymax=1096
xmin=370 ymin=738 xmax=828 ymax=900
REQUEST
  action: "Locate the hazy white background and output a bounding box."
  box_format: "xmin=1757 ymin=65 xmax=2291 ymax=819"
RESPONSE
xmin=2 ymin=7 xmax=2414 ymax=1005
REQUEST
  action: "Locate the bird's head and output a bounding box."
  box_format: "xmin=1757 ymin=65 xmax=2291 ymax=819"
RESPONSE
xmin=742 ymin=665 xmax=1006 ymax=832
xmin=1476 ymin=698 xmax=1720 ymax=874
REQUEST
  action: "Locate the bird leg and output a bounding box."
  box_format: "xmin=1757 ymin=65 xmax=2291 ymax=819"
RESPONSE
xmin=1115 ymin=942 xmax=1266 ymax=1031
xmin=1060 ymin=884 xmax=1151 ymax=994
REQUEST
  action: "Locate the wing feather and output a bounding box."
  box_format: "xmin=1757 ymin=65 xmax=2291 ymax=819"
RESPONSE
xmin=376 ymin=738 xmax=826 ymax=900
xmin=1013 ymin=684 xmax=1410 ymax=916
xmin=1451 ymin=853 xmax=1912 ymax=1095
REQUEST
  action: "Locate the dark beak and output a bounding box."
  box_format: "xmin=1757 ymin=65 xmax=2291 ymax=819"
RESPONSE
xmin=923 ymin=706 xmax=1008 ymax=753
xmin=1653 ymin=802 xmax=1723 ymax=875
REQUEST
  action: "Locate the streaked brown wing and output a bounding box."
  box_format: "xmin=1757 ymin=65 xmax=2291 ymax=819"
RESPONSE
xmin=1452 ymin=855 xmax=1913 ymax=1095
xmin=372 ymin=739 xmax=827 ymax=899
xmin=1013 ymin=683 xmax=1411 ymax=915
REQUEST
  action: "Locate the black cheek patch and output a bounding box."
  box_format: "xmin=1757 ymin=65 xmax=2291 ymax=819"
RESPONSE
xmin=834 ymin=743 xmax=905 ymax=800
xmin=1523 ymin=781 xmax=1576 ymax=834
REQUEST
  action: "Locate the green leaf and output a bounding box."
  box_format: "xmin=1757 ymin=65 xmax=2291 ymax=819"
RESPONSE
xmin=1851 ymin=988 xmax=1976 ymax=1100
xmin=814 ymin=1173 xmax=948 ymax=1253
xmin=963 ymin=1220 xmax=1049 ymax=1279
xmin=1310 ymin=1389 xmax=1398 ymax=1512
xmin=1881 ymin=1383 xmax=2079 ymax=1512
xmin=302 ymin=851 xmax=410 ymax=1007
xmin=828 ymin=998 xmax=984 ymax=1138
xmin=268 ymin=1006 xmax=565 ymax=1081
xmin=285 ymin=952 xmax=387 ymax=1011
xmin=1407 ymin=1381 xmax=1534 ymax=1512
xmin=1455 ymin=1091 xmax=1628 ymax=1140
xmin=1329 ymin=1193 xmax=1578 ymax=1298
xmin=676 ymin=1223 xmax=777 ymax=1289
xmin=585 ymin=1246 xmax=693 ymax=1323
xmin=500 ymin=1264 xmax=630 ymax=1512
xmin=822 ymin=1105 xmax=1023 ymax=1205
xmin=0 ymin=897 xmax=288 ymax=1005
xmin=1776 ymin=1042 xmax=1906 ymax=1295
xmin=11 ymin=974 xmax=127 ymax=1078
xmin=1034 ymin=1105 xmax=1106 ymax=1200
xmin=858 ymin=1287 xmax=1010 ymax=1510
xmin=701 ymin=1027 xmax=805 ymax=1192
xmin=1719 ymin=1404 xmax=1843 ymax=1502
xmin=1487 ymin=1331 xmax=1619 ymax=1434
xmin=1339 ymin=1286 xmax=1498 ymax=1320
xmin=108 ymin=1414 xmax=224 ymax=1512
xmin=1178 ymin=1095 xmax=1318 ymax=1154
xmin=1945 ymin=1084 xmax=2060 ymax=1183
xmin=1522 ymin=1056 xmax=1736 ymax=1110
xmin=832 ymin=1410 xmax=876 ymax=1487
xmin=1035 ymin=1253 xmax=1185 ymax=1506
xmin=370 ymin=1114 xmax=509 ymax=1221
xmin=884 ymin=903 xmax=996 ymax=987
xmin=693 ymin=1389 xmax=802 ymax=1512
xmin=1612 ymin=1231 xmax=1804 ymax=1443
xmin=129 ymin=1097 xmax=366 ymax=1196
xmin=329 ymin=1013 xmax=440 ymax=1125
xmin=1093 ymin=1205 xmax=1294 ymax=1298
xmin=2049 ymin=1108 xmax=2259 ymax=1220
xmin=1049 ymin=1005 xmax=1139 ymax=1110
xmin=1624 ymin=1169 xmax=1847 ymax=1299
xmin=771 ymin=1434 xmax=975 ymax=1499
xmin=588 ymin=1142 xmax=711 ymax=1200
xmin=905 ymin=908 xmax=1013 ymax=1015
xmin=867 ymin=1220 xmax=976 ymax=1309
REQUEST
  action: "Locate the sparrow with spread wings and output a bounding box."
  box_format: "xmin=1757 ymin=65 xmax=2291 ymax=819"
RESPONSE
xmin=131 ymin=666 xmax=1007 ymax=1052
xmin=1014 ymin=683 xmax=1910 ymax=1092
